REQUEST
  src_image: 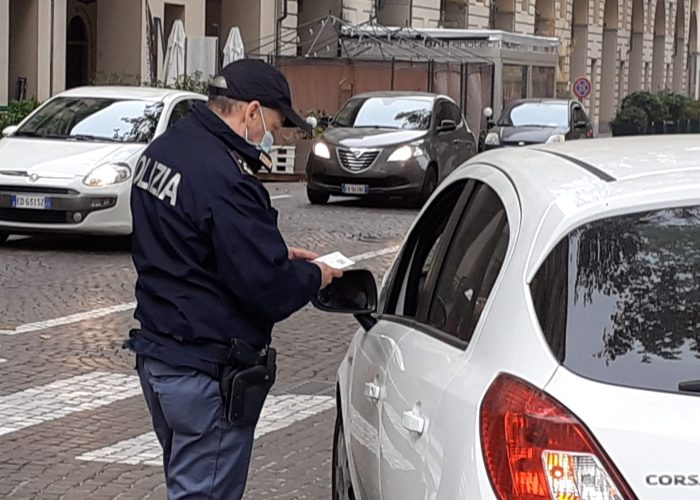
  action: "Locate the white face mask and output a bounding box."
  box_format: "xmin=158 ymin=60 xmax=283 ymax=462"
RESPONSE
xmin=246 ymin=108 xmax=274 ymax=155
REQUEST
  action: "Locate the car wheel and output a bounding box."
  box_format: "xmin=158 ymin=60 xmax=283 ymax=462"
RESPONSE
xmin=332 ymin=415 xmax=355 ymax=500
xmin=418 ymin=166 xmax=438 ymax=206
xmin=307 ymin=186 xmax=330 ymax=205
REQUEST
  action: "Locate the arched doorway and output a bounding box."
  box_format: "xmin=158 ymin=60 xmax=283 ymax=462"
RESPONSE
xmin=599 ymin=0 xmax=618 ymax=133
xmin=490 ymin=0 xmax=515 ymax=31
xmin=628 ymin=0 xmax=644 ymax=91
xmin=673 ymin=3 xmax=687 ymax=92
xmin=66 ymin=15 xmax=89 ymax=89
xmin=376 ymin=0 xmax=411 ymax=27
xmin=689 ymin=9 xmax=699 ymax=96
xmin=535 ymin=0 xmax=556 ymax=37
xmin=570 ymin=0 xmax=589 ymax=86
xmin=651 ymin=0 xmax=667 ymax=91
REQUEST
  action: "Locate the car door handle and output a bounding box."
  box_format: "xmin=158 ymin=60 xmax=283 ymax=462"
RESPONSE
xmin=364 ymin=382 xmax=381 ymax=402
xmin=402 ymin=410 xmax=425 ymax=435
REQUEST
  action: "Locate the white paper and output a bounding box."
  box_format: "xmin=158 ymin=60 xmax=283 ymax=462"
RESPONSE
xmin=314 ymin=252 xmax=355 ymax=270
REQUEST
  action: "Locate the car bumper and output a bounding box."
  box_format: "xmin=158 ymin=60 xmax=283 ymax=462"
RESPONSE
xmin=0 ymin=178 xmax=132 ymax=235
xmin=306 ymin=154 xmax=429 ymax=197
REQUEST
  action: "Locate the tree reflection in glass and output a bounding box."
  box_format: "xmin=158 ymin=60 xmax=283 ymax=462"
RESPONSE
xmin=570 ymin=206 xmax=700 ymax=365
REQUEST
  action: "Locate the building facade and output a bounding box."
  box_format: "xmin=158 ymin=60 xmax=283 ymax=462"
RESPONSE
xmin=1 ymin=0 xmax=699 ymax=133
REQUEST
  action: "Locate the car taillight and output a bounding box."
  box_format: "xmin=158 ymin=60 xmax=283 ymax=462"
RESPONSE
xmin=479 ymin=374 xmax=636 ymax=500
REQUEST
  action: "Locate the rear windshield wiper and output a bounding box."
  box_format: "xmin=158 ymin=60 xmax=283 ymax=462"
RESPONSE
xmin=678 ymin=380 xmax=700 ymax=392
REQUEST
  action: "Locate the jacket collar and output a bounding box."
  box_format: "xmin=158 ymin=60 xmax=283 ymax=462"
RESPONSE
xmin=191 ymin=102 xmax=272 ymax=172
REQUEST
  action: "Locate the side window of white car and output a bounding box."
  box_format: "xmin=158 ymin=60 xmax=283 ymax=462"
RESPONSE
xmin=425 ymin=183 xmax=510 ymax=343
xmin=383 ymin=180 xmax=472 ymax=318
xmin=168 ymin=99 xmax=195 ymax=127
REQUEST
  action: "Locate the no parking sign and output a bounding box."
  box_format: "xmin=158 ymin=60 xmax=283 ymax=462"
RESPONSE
xmin=573 ymin=77 xmax=592 ymax=100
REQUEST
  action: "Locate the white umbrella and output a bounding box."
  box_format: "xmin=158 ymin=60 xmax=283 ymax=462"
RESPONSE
xmin=163 ymin=19 xmax=186 ymax=85
xmin=222 ymin=27 xmax=245 ymax=67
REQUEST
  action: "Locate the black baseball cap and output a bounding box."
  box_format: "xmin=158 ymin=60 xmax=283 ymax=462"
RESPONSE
xmin=209 ymin=59 xmax=310 ymax=132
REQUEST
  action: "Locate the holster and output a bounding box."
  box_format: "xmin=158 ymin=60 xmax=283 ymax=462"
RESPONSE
xmin=220 ymin=340 xmax=277 ymax=426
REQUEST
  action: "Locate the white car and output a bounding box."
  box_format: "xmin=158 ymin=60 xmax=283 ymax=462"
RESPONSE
xmin=314 ymin=136 xmax=700 ymax=500
xmin=0 ymin=86 xmax=207 ymax=241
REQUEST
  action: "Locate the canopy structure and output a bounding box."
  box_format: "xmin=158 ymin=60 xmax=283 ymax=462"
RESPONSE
xmin=296 ymin=17 xmax=559 ymax=117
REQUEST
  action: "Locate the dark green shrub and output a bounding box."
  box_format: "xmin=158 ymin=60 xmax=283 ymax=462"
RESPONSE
xmin=0 ymin=98 xmax=41 ymax=131
xmin=610 ymin=105 xmax=648 ymax=136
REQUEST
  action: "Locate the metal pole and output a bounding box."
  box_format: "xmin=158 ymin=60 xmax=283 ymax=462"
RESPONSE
xmin=390 ymin=57 xmax=395 ymax=90
xmin=276 ymin=0 xmax=289 ymax=57
xmin=427 ymin=59 xmax=434 ymax=92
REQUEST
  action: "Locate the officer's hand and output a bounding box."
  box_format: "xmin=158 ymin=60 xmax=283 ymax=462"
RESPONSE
xmin=288 ymin=247 xmax=319 ymax=261
xmin=314 ymin=262 xmax=343 ymax=290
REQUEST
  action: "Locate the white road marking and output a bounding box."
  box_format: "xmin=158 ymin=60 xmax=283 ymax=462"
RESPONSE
xmin=0 ymin=371 xmax=141 ymax=437
xmin=270 ymin=194 xmax=291 ymax=201
xmin=351 ymin=245 xmax=401 ymax=263
xmin=0 ymin=302 xmax=137 ymax=336
xmin=76 ymin=394 xmax=335 ymax=466
xmin=0 ymin=245 xmax=400 ymax=337
xmin=0 ymin=359 xmax=6 ymax=364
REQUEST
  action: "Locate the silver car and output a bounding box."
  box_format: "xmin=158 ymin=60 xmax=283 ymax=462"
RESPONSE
xmin=306 ymin=92 xmax=477 ymax=205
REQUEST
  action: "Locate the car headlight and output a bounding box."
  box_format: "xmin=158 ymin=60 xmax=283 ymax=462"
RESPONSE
xmin=387 ymin=144 xmax=425 ymax=162
xmin=83 ymin=162 xmax=131 ymax=187
xmin=313 ymin=142 xmax=331 ymax=159
xmin=546 ymin=134 xmax=566 ymax=144
xmin=485 ymin=132 xmax=500 ymax=146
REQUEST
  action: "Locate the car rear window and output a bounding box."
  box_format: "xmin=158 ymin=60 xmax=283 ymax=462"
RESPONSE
xmin=530 ymin=205 xmax=700 ymax=394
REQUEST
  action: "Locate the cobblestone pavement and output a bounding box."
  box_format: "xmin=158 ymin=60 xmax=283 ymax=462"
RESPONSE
xmin=0 ymin=182 xmax=418 ymax=499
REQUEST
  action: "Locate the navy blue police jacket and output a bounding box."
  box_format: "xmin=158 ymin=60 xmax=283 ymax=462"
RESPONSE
xmin=125 ymin=103 xmax=321 ymax=375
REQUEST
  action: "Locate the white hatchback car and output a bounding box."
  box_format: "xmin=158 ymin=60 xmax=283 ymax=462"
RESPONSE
xmin=0 ymin=86 xmax=206 ymax=241
xmin=314 ymin=136 xmax=700 ymax=500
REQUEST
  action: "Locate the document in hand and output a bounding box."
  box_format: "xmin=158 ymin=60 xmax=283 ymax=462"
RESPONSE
xmin=314 ymin=252 xmax=355 ymax=270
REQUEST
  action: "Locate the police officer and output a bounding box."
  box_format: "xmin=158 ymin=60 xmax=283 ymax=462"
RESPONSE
xmin=125 ymin=59 xmax=342 ymax=499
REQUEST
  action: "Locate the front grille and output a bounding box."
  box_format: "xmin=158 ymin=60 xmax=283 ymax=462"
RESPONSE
xmin=337 ymin=149 xmax=380 ymax=172
xmin=0 ymin=185 xmax=78 ymax=195
xmin=0 ymin=208 xmax=70 ymax=224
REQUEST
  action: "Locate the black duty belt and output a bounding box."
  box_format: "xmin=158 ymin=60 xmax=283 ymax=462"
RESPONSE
xmin=136 ymin=329 xmax=269 ymax=368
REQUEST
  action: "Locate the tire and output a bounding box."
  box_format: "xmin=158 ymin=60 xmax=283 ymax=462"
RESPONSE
xmin=307 ymin=186 xmax=330 ymax=205
xmin=332 ymin=415 xmax=355 ymax=500
xmin=416 ymin=165 xmax=438 ymax=207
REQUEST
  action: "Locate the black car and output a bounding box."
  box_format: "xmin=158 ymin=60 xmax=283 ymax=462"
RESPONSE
xmin=306 ymin=91 xmax=477 ymax=205
xmin=483 ymin=98 xmax=593 ymax=149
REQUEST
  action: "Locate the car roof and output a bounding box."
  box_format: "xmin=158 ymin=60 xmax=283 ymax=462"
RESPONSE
xmin=506 ymin=98 xmax=572 ymax=106
xmin=470 ymin=135 xmax=700 ymax=277
xmin=475 ymin=135 xmax=700 ymax=216
xmin=55 ymin=86 xmax=205 ymax=101
xmin=351 ymin=91 xmax=440 ymax=101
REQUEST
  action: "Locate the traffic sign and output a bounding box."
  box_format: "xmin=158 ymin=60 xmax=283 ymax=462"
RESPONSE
xmin=573 ymin=77 xmax=592 ymax=99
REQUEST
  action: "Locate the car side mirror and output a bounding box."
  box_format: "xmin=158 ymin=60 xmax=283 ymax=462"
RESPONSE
xmin=437 ymin=119 xmax=457 ymax=133
xmin=311 ymin=269 xmax=378 ymax=331
xmin=2 ymin=125 xmax=18 ymax=137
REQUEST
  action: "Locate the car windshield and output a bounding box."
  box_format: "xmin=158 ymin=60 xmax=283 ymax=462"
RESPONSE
xmin=331 ymin=97 xmax=433 ymax=130
xmin=531 ymin=205 xmax=700 ymax=394
xmin=15 ymin=97 xmax=164 ymax=143
xmin=500 ymin=102 xmax=568 ymax=128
